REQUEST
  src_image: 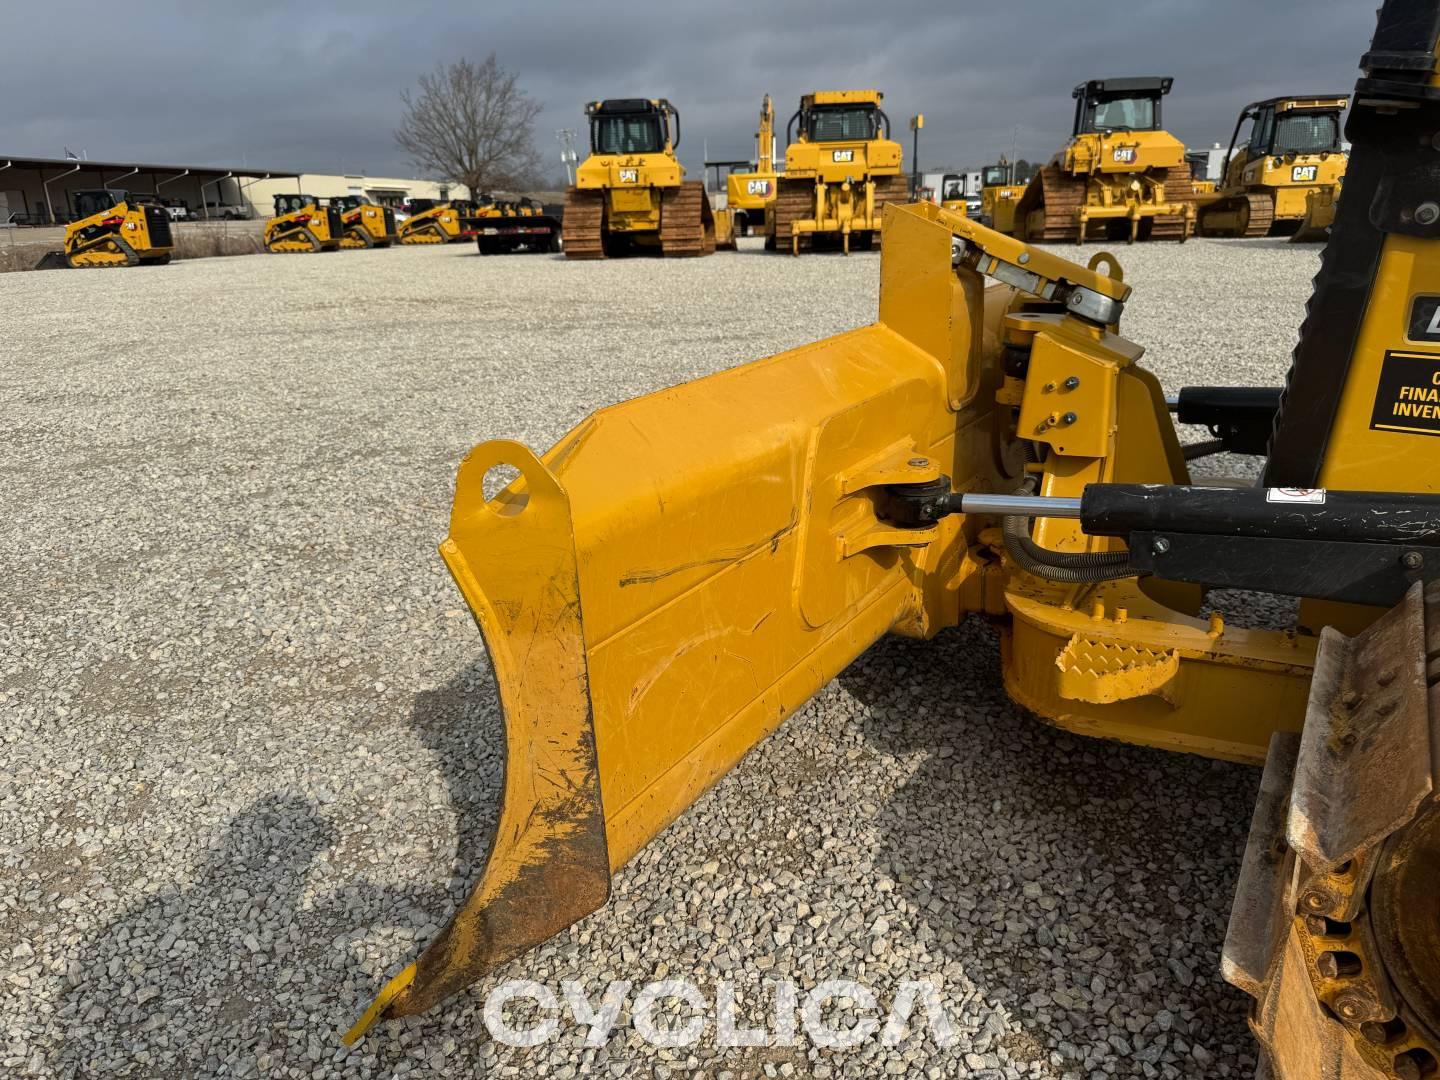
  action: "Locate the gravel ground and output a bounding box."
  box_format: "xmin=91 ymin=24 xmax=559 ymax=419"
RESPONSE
xmin=1 ymin=235 xmax=1319 ymax=1078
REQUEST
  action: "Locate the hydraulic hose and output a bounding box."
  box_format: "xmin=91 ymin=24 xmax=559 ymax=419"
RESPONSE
xmin=1001 ymin=448 xmax=1136 ymax=583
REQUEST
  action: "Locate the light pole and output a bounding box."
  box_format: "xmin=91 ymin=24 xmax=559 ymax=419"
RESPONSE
xmin=556 ymin=129 xmax=579 ymax=185
xmin=909 ymin=114 xmax=924 ymax=196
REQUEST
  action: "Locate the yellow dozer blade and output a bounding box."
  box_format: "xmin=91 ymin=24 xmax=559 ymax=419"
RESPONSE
xmin=346 ymin=205 xmax=1136 ymax=1039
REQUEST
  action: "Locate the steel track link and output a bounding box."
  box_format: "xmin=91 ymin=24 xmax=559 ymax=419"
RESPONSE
xmin=562 ymin=188 xmax=606 ymax=260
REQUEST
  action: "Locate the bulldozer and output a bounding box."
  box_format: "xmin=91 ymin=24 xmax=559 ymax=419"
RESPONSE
xmin=397 ymin=199 xmax=475 ymax=244
xmin=562 ymin=98 xmax=715 ymax=259
xmin=263 ymin=194 xmax=342 ymax=253
xmin=769 ymin=89 xmax=908 ymax=254
xmin=34 ymin=188 xmax=174 ymax=269
xmin=724 ymin=94 xmax=781 ymax=237
xmin=346 ymin=4 xmax=1440 ymax=1076
xmin=978 ymin=158 xmax=1027 ymax=233
xmin=1197 ymin=95 xmax=1350 ymax=238
xmin=1013 ymin=77 xmax=1195 ymax=243
xmin=471 ymin=196 xmax=563 ymax=255
xmin=332 ymin=195 xmax=399 ymax=249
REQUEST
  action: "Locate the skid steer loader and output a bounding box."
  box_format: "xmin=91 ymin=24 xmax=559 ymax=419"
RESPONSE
xmin=397 ymin=199 xmax=475 ymax=244
xmin=769 ymin=89 xmax=909 ymax=255
xmin=332 ymin=195 xmax=398 ymax=249
xmin=348 ymin=4 xmax=1440 ymax=1075
xmin=1012 ymin=77 xmax=1195 ymax=243
xmin=1197 ymin=95 xmax=1350 ymax=238
xmin=264 ymin=194 xmax=342 ymax=253
xmin=33 ymin=189 xmax=174 ymax=269
xmin=562 ymin=98 xmax=715 ymax=259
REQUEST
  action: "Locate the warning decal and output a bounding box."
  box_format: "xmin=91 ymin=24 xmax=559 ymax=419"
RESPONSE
xmin=1370 ymin=349 xmax=1440 ymax=437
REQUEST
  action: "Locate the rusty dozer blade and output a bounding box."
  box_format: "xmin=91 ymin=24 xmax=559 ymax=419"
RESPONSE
xmin=346 ymin=203 xmax=1132 ymax=1039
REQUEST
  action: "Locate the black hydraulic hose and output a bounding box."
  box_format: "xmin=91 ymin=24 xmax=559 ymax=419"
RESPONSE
xmin=1000 ymin=450 xmax=1135 ymax=583
xmin=1182 ymin=438 xmax=1226 ymax=460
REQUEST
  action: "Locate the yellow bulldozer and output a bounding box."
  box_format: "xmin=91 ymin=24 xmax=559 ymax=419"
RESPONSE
xmin=263 ymin=194 xmax=343 ymax=253
xmin=563 ymin=98 xmax=715 ymax=259
xmin=396 ymin=199 xmax=475 ymax=244
xmin=34 ymin=188 xmax=175 ymax=269
xmin=1014 ymin=76 xmax=1195 ymax=243
xmin=332 ymin=195 xmax=399 ymax=249
xmin=769 ymin=89 xmax=908 ymax=254
xmin=347 ymin=5 xmax=1440 ymax=1076
xmin=1197 ymin=95 xmax=1350 ymax=239
xmin=977 ymin=157 xmax=1027 ymax=234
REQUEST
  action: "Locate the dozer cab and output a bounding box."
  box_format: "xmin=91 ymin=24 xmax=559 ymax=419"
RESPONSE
xmin=723 ymin=94 xmax=781 ymax=237
xmin=977 ymin=158 xmax=1027 ymax=233
xmin=347 ymin=4 xmax=1440 ymax=1076
xmin=263 ymin=194 xmax=342 ymax=253
xmin=1013 ymin=76 xmax=1195 ymax=243
xmin=1197 ymin=94 xmax=1350 ymax=239
xmin=562 ymin=98 xmax=715 ymax=259
xmin=769 ymin=89 xmax=908 ymax=255
xmin=397 ymin=199 xmax=475 ymax=244
xmin=471 ymin=196 xmax=563 ymax=255
xmin=332 ymin=195 xmax=398 ymax=249
xmin=34 ymin=188 xmax=174 ymax=269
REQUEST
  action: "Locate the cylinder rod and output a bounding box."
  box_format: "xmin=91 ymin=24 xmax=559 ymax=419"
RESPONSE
xmin=954 ymin=494 xmax=1083 ymax=518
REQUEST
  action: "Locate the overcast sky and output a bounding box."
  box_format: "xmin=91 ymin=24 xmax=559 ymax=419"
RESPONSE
xmin=1 ymin=1 xmax=1375 ymax=184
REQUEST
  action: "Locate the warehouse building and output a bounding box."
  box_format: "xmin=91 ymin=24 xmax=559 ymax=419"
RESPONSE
xmin=0 ymin=155 xmax=468 ymax=225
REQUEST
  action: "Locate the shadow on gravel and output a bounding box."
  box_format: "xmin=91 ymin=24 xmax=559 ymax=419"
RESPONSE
xmin=50 ymin=665 xmax=508 ymax=1077
xmin=839 ymin=618 xmax=1262 ymax=1076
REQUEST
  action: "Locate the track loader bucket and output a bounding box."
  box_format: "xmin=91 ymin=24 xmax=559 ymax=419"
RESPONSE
xmin=346 ymin=203 xmax=1131 ymax=1039
xmin=33 ymin=250 xmax=70 ymax=270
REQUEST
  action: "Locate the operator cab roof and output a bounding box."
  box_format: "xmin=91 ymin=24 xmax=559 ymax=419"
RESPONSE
xmin=1244 ymin=94 xmax=1350 ymax=112
xmin=588 ymin=99 xmax=665 ymax=115
xmin=1073 ymin=77 xmax=1173 ymax=98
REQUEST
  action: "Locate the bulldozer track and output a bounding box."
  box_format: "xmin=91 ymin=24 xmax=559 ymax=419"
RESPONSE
xmin=771 ymin=178 xmax=814 ymax=252
xmin=868 ymin=175 xmax=911 ymax=248
xmin=563 ymin=188 xmax=606 ymax=260
xmin=1198 ymin=190 xmax=1275 ymax=238
xmin=659 ymin=181 xmax=715 ymax=258
xmin=399 ymin=221 xmax=448 ymax=245
xmin=1015 ymin=166 xmax=1086 ymax=244
xmin=1145 ymin=169 xmax=1197 ymax=242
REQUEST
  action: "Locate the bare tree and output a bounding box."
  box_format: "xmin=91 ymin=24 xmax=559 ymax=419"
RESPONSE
xmin=396 ymin=55 xmax=544 ymax=195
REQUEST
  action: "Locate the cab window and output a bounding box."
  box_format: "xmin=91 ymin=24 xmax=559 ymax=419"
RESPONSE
xmin=594 ymin=115 xmax=663 ymax=155
xmin=1273 ymin=112 xmax=1341 ymax=155
xmin=1087 ymin=96 xmax=1156 ymax=132
xmin=806 ymin=107 xmax=877 ymax=142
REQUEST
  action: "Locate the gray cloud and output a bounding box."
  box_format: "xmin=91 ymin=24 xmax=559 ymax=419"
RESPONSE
xmin=0 ymin=0 xmax=1376 ymax=182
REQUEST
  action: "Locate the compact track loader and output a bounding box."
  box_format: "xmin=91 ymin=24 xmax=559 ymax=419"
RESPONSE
xmin=333 ymin=196 xmax=399 ymax=249
xmin=1197 ymin=95 xmax=1350 ymax=238
xmin=472 ymin=197 xmax=562 ymax=255
xmin=397 ymin=199 xmax=475 ymax=245
xmin=349 ymin=4 xmax=1440 ymax=1075
xmin=264 ymin=194 xmax=342 ymax=253
xmin=1013 ymin=77 xmax=1195 ymax=243
xmin=34 ymin=189 xmax=174 ymax=269
xmin=769 ymin=89 xmax=908 ymax=255
xmin=562 ymin=98 xmax=715 ymax=259
xmin=978 ymin=158 xmax=1027 ymax=233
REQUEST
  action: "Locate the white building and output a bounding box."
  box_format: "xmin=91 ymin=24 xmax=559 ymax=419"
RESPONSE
xmin=242 ymin=173 xmax=473 ymax=217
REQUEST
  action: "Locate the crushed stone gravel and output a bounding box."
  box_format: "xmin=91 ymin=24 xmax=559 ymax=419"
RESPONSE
xmin=0 ymin=235 xmax=1321 ymax=1077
